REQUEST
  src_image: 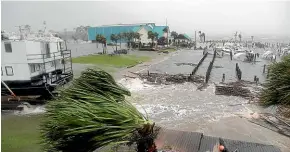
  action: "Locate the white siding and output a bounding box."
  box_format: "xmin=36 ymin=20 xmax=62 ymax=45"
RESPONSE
xmin=1 ymin=64 xmax=31 ymax=81
xmin=138 ymin=27 xmax=151 ymax=43
xmin=26 ymin=41 xmax=42 ymax=54
xmin=1 ymin=41 xmax=31 ymax=81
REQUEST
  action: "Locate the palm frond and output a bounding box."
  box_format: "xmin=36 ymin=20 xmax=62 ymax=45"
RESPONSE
xmin=40 ymin=68 xmax=155 ymax=152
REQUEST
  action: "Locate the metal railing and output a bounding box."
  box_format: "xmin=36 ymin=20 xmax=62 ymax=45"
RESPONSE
xmin=27 ymin=50 xmax=73 ymax=85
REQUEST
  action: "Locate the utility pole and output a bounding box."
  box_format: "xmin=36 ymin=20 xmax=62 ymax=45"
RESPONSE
xmin=166 ymin=18 xmax=169 ymax=47
xmin=195 ymin=31 xmax=197 ymax=46
xmin=64 ymin=28 xmax=68 ymax=50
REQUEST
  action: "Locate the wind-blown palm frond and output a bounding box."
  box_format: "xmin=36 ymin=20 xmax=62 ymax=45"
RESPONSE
xmin=41 ymin=68 xmax=155 ymax=152
xmin=261 ymin=55 xmax=290 ymax=106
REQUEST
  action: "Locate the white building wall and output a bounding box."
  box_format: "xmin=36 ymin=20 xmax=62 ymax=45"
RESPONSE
xmin=138 ymin=27 xmax=151 ymax=43
xmin=1 ymin=41 xmax=31 ymax=81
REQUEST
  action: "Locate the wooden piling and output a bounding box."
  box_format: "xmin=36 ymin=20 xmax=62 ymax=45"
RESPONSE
xmin=191 ymin=52 xmax=208 ymax=75
xmin=230 ymin=51 xmax=233 ymax=60
xmin=263 ymin=64 xmax=266 ymax=73
xmin=254 ymin=75 xmax=257 ymax=82
xmin=222 ymin=73 xmax=225 ymax=83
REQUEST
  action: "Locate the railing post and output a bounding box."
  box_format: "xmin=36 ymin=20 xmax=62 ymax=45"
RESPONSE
xmin=70 ymin=50 xmax=73 ymax=75
xmin=62 ymin=51 xmax=66 ymax=73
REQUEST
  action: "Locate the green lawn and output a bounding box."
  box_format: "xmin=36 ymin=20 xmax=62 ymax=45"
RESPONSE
xmin=2 ymin=115 xmax=43 ymax=152
xmin=72 ymin=55 xmax=151 ymax=68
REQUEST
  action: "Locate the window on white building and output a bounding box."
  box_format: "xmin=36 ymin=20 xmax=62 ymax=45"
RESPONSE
xmin=5 ymin=66 xmax=13 ymax=76
xmin=4 ymin=42 xmax=12 ymax=53
xmin=35 ymin=64 xmax=40 ymax=71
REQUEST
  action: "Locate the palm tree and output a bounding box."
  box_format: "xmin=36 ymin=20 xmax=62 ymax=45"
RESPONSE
xmin=133 ymin=32 xmax=141 ymax=42
xmin=171 ymin=31 xmax=178 ymax=45
xmin=41 ymin=69 xmax=158 ymax=152
xmin=110 ymin=34 xmax=119 ymax=51
xmin=96 ymin=34 xmax=106 ymax=54
xmin=148 ymin=31 xmax=159 ymax=48
xmin=117 ymin=33 xmax=123 ymax=49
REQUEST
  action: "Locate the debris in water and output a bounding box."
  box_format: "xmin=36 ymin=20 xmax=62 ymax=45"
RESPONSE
xmin=129 ymin=72 xmax=205 ymax=84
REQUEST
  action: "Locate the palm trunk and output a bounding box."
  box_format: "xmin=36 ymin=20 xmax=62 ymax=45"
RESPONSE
xmin=115 ymin=42 xmax=117 ymax=51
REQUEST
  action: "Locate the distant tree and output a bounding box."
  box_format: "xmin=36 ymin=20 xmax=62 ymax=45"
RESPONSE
xmin=157 ymin=36 xmax=167 ymax=46
xmin=234 ymin=31 xmax=238 ymax=42
xmin=238 ymin=33 xmax=242 ymax=42
xmin=171 ymin=31 xmax=178 ymax=43
xmin=202 ymin=33 xmax=205 ymax=42
xmin=24 ymin=25 xmax=31 ymax=33
xmin=110 ymin=34 xmax=119 ymax=51
xmin=96 ymin=34 xmax=107 ymax=54
xmin=148 ymin=31 xmax=159 ymax=48
xmin=72 ymin=35 xmax=78 ymax=42
xmin=117 ymin=33 xmax=123 ymax=49
xmin=177 ymin=34 xmax=186 ymax=39
xmin=198 ymin=31 xmax=202 ymax=42
xmin=133 ymin=32 xmax=141 ymax=42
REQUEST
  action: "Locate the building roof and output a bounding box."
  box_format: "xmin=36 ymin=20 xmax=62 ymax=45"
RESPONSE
xmin=152 ymin=26 xmax=168 ymax=38
xmin=87 ymin=23 xmax=169 ymax=42
xmin=183 ymin=34 xmax=191 ymax=40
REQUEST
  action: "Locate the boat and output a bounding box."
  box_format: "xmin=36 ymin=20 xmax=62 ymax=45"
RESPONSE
xmin=1 ymin=32 xmax=73 ymax=98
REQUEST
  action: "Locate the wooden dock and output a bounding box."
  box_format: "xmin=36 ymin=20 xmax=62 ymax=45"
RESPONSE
xmin=155 ymin=128 xmax=281 ymax=152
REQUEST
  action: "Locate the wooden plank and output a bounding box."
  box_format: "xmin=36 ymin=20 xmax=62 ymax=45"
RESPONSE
xmin=155 ymin=129 xmax=202 ymax=152
xmin=221 ymin=138 xmax=281 ymax=152
xmin=198 ymin=135 xmax=219 ymax=152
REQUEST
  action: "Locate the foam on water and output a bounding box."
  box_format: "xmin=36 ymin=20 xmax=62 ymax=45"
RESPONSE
xmin=124 ymin=78 xmax=259 ymax=130
xmin=118 ymin=78 xmax=153 ymax=92
xmin=14 ymin=105 xmax=46 ymax=115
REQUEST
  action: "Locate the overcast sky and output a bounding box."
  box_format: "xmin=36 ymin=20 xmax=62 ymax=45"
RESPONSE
xmin=2 ymin=0 xmax=290 ymax=38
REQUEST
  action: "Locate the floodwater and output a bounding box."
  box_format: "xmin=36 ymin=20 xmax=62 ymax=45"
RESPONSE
xmin=118 ymin=48 xmax=274 ymax=130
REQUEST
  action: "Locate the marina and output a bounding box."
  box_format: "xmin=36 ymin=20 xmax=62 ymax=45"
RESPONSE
xmin=1 ymin=1 xmax=290 ymax=152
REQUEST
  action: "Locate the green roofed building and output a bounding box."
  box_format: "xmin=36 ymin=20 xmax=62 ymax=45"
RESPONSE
xmin=87 ymin=23 xmax=169 ymax=43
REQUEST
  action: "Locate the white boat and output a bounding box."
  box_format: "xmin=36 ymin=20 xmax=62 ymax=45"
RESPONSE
xmin=1 ymin=33 xmax=73 ymax=98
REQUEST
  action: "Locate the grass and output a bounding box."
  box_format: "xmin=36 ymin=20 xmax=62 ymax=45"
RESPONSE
xmin=2 ymin=115 xmax=43 ymax=152
xmin=72 ymin=54 xmax=151 ymax=68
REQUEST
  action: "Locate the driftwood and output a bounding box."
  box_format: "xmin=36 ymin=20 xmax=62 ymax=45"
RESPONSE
xmin=215 ymin=85 xmax=252 ymax=98
xmin=127 ymin=72 xmax=205 ymax=84
xmin=175 ymin=63 xmax=197 ymax=66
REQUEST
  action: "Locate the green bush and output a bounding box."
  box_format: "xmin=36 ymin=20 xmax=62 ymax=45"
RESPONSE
xmin=260 ymin=55 xmax=290 ymax=107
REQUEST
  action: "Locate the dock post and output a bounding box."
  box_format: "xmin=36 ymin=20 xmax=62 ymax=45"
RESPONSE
xmin=230 ymin=51 xmax=233 ymax=60
xmin=263 ymin=64 xmax=266 ymax=73
xmin=148 ymin=70 xmax=150 ymax=76
xmin=222 ymin=73 xmax=225 ymax=83
xmin=254 ymin=75 xmax=257 ymax=82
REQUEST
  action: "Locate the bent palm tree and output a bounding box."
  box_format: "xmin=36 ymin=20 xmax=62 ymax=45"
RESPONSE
xmin=41 ymin=69 xmax=158 ymax=152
